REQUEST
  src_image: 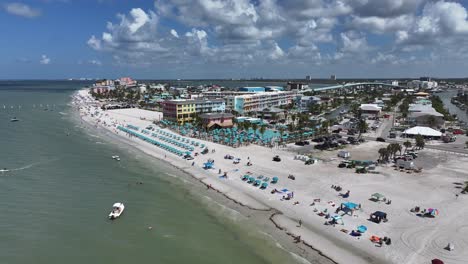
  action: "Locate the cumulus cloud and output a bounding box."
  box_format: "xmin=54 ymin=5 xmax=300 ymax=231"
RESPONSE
xmin=40 ymin=55 xmax=50 ymax=65
xmin=86 ymin=0 xmax=468 ymax=75
xmin=4 ymin=2 xmax=41 ymax=18
xmin=170 ymin=29 xmax=179 ymax=38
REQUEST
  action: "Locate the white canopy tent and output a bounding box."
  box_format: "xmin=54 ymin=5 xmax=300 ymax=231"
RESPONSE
xmin=403 ymin=126 xmax=442 ymax=137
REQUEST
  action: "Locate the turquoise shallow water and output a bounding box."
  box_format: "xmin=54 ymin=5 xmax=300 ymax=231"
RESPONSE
xmin=0 ymin=81 xmax=303 ymax=264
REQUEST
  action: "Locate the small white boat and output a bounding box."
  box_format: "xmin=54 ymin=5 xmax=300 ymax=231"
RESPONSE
xmin=109 ymin=202 xmax=125 ymax=220
xmin=0 ymin=168 xmax=9 ymax=172
xmin=10 ymin=117 xmax=19 ymax=122
xmin=111 ymin=155 xmax=120 ymax=161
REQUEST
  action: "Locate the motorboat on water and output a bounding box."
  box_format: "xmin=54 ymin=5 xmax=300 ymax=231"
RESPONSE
xmin=112 ymin=155 xmax=121 ymax=161
xmin=10 ymin=117 xmax=19 ymax=122
xmin=0 ymin=168 xmax=9 ymax=172
xmin=109 ymin=202 xmax=125 ymax=220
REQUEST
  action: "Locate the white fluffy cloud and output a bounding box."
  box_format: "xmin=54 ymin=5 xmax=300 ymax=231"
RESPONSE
xmin=86 ymin=0 xmax=468 ymax=76
xmin=4 ymin=2 xmax=41 ymax=18
xmin=40 ymin=55 xmax=50 ymax=65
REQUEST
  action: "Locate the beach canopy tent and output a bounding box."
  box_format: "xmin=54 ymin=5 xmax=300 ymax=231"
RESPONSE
xmin=371 ymin=193 xmax=385 ymax=201
xmin=342 ymin=202 xmax=358 ymax=209
xmin=339 ymin=202 xmax=359 ymax=215
xmin=403 ymin=126 xmax=442 ymax=138
xmin=203 ymin=162 xmax=214 ymax=169
xmin=330 ymin=215 xmax=344 ymax=225
xmin=370 ymin=211 xmax=388 ymax=223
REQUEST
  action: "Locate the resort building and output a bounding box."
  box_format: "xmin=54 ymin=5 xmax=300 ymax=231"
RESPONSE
xmin=226 ymin=91 xmax=295 ymax=114
xmin=199 ymin=113 xmax=234 ymax=129
xmin=201 ymin=91 xmax=254 ymax=100
xmin=162 ymin=99 xmax=225 ymax=124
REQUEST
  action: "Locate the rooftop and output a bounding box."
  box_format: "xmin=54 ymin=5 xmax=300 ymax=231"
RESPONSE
xmin=165 ymin=99 xmax=224 ymax=105
xmin=199 ymin=113 xmax=234 ymax=119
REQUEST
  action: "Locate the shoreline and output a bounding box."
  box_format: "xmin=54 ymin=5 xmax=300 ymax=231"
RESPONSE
xmin=69 ymin=90 xmax=339 ymax=264
xmin=72 ymin=88 xmax=468 ymax=264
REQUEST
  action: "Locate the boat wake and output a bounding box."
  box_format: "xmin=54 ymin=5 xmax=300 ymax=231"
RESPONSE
xmin=59 ymin=111 xmax=68 ymax=115
xmin=8 ymin=158 xmax=59 ymax=172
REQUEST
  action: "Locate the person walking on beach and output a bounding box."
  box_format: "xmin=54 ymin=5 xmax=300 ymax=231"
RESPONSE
xmin=299 ymin=219 xmax=302 ymax=227
xmin=192 ymin=161 xmax=195 ymax=166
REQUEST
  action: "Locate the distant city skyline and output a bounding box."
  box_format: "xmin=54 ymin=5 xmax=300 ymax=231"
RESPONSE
xmin=2 ymin=0 xmax=468 ymax=79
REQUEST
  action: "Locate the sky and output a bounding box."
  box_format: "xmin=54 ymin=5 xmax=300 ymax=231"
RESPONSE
xmin=2 ymin=0 xmax=468 ymax=79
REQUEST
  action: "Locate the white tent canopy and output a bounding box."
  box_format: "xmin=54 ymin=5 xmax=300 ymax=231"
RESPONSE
xmin=403 ymin=126 xmax=442 ymax=137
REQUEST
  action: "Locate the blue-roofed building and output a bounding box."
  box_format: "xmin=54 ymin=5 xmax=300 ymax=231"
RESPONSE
xmin=239 ymin=87 xmax=266 ymax=92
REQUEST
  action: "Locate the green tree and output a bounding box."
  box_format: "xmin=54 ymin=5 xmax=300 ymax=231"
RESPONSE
xmin=251 ymin=123 xmax=258 ymax=133
xmin=357 ymin=119 xmax=368 ymax=139
xmin=259 ymin=125 xmax=266 ymax=139
xmin=378 ymin=148 xmax=389 ymax=162
xmin=403 ymin=140 xmax=412 ymax=153
xmin=415 ymin=135 xmax=425 ymax=149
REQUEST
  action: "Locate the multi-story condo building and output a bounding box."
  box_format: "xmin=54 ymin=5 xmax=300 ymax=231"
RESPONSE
xmin=226 ymin=91 xmax=295 ymax=114
xmin=162 ymin=99 xmax=225 ymax=124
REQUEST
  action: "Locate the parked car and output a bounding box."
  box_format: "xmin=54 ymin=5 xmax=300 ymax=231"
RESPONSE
xmin=338 ymin=162 xmax=347 ymax=168
xmin=347 ymin=130 xmax=356 ymax=135
xmin=312 ymin=137 xmax=324 ymax=143
xmin=376 ymin=137 xmax=386 ymax=142
xmin=389 ymin=132 xmax=396 ymax=138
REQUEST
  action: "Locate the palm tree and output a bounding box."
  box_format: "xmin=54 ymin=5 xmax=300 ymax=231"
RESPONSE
xmin=259 ymin=125 xmax=266 ymax=142
xmin=403 ymin=140 xmax=412 ymax=153
xmin=237 ymin=121 xmax=244 ymax=131
xmin=394 ymin=143 xmax=402 ymax=156
xmin=291 ymin=114 xmax=297 ymax=125
xmin=251 ymin=123 xmax=258 ymax=133
xmin=378 ymin=148 xmax=388 ymax=163
xmin=415 ymin=135 xmax=425 ymax=149
xmin=357 ymin=119 xmax=368 ymax=139
xmin=386 ymin=144 xmax=394 ymax=159
xmin=278 ymin=127 xmax=285 ymax=144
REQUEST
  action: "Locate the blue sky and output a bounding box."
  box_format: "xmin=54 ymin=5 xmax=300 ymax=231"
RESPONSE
xmin=2 ymin=0 xmax=468 ymax=79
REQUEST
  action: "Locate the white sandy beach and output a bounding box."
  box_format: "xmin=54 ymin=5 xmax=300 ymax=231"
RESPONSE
xmin=73 ymin=89 xmax=468 ymax=264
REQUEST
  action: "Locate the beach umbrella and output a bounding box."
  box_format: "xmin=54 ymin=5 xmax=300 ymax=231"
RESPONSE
xmin=432 ymin=259 xmax=444 ymax=264
xmin=261 ymin=182 xmax=268 ymax=188
xmin=254 ymin=180 xmax=261 ymax=186
xmin=272 ymin=177 xmax=279 ymax=183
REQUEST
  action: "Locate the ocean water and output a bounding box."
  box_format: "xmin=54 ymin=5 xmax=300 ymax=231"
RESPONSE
xmin=0 ymin=81 xmax=304 ymax=264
